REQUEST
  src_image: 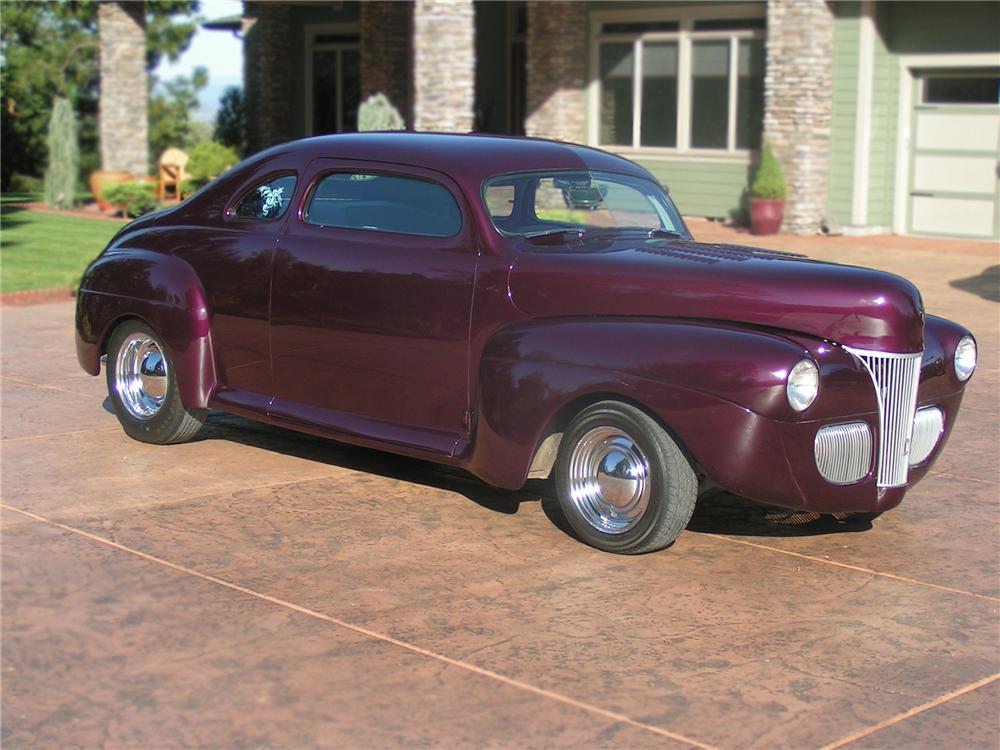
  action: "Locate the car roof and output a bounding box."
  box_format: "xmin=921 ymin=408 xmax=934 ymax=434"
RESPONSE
xmin=265 ymin=132 xmax=653 ymax=187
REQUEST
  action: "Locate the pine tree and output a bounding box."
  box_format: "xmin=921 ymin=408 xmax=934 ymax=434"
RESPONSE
xmin=43 ymin=97 xmax=79 ymax=209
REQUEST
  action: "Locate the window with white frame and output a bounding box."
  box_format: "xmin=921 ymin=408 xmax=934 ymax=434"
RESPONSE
xmin=593 ymin=13 xmax=766 ymax=153
xmin=305 ymin=25 xmax=360 ymax=136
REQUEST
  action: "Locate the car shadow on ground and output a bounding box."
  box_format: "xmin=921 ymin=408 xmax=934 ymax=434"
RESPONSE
xmin=103 ymin=402 xmax=878 ymax=541
xmin=949 ymin=264 xmax=1000 ymax=303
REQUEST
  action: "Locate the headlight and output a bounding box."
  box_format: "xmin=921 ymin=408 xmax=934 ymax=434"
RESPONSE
xmin=954 ymin=335 xmax=977 ymax=381
xmin=787 ymin=358 xmax=819 ymax=412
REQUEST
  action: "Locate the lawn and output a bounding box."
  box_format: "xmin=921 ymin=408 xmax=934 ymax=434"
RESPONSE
xmin=0 ymin=196 xmax=124 ymax=293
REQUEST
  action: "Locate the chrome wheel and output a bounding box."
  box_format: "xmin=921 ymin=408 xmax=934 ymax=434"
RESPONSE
xmin=567 ymin=426 xmax=651 ymax=534
xmin=115 ymin=332 xmax=168 ymax=420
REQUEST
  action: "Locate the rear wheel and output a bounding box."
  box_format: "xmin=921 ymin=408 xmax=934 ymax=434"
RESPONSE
xmin=554 ymin=401 xmax=697 ymax=554
xmin=106 ymin=320 xmax=205 ymax=444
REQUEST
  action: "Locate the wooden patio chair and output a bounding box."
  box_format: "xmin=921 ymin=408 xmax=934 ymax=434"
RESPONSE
xmin=158 ymin=148 xmax=190 ymax=202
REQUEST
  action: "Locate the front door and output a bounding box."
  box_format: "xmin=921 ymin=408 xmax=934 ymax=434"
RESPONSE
xmin=269 ymin=160 xmax=478 ymax=453
xmin=306 ymin=27 xmax=361 ymax=135
xmin=908 ymin=70 xmax=1000 ymax=241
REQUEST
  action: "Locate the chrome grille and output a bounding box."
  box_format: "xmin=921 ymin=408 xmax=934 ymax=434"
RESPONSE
xmin=845 ymin=347 xmax=922 ymax=488
xmin=814 ymin=422 xmax=873 ymax=484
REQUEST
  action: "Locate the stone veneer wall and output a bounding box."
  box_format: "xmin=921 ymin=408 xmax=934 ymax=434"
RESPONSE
xmin=524 ymin=1 xmax=586 ymax=143
xmin=98 ymin=1 xmax=148 ymax=176
xmin=763 ymin=0 xmax=835 ymax=234
xmin=412 ymin=0 xmax=475 ymax=132
xmin=361 ymin=2 xmax=413 ymax=126
xmin=243 ymin=2 xmax=292 ymax=153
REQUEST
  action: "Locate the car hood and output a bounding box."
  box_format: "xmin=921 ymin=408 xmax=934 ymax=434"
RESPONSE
xmin=507 ymin=239 xmax=924 ymax=353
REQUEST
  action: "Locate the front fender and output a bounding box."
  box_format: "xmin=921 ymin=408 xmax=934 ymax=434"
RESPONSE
xmin=481 ymin=317 xmax=824 ymax=415
xmin=467 ymin=318 xmax=831 ymax=491
xmin=75 ymin=249 xmax=217 ymax=409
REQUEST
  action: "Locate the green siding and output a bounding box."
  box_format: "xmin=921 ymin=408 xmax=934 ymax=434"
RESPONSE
xmin=885 ymin=1 xmax=1000 ymax=53
xmin=638 ymin=159 xmax=753 ymax=220
xmin=827 ymin=2 xmax=861 ymax=227
xmin=866 ymin=3 xmax=899 ymax=228
xmin=829 ymin=1 xmax=1000 ymax=230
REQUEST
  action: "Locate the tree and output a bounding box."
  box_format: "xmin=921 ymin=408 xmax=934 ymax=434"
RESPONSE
xmin=43 ymin=97 xmax=79 ymax=209
xmin=149 ymin=66 xmax=208 ymax=159
xmin=213 ymin=86 xmax=247 ymax=157
xmin=0 ymin=0 xmax=200 ymax=189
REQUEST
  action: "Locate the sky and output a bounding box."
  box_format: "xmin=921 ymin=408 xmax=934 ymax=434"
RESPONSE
xmin=154 ymin=0 xmax=244 ymax=122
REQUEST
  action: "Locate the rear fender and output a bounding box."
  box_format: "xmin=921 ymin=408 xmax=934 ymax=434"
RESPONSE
xmin=75 ymin=249 xmax=216 ymax=408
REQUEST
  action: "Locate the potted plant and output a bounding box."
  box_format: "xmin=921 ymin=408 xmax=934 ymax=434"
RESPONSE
xmin=749 ymin=143 xmax=786 ymax=235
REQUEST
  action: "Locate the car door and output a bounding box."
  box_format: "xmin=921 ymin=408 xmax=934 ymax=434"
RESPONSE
xmin=174 ymin=168 xmax=300 ymax=411
xmin=269 ymin=159 xmax=478 ymax=454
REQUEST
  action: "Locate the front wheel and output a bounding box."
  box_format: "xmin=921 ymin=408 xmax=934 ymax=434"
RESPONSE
xmin=554 ymin=401 xmax=697 ymax=554
xmin=106 ymin=320 xmax=205 ymax=444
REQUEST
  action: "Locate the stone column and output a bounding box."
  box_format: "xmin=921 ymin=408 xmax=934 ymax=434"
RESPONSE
xmin=98 ymin=1 xmax=148 ymax=176
xmin=525 ymin=1 xmax=586 ymax=143
xmin=763 ymin=0 xmax=835 ymax=234
xmin=243 ymin=1 xmax=292 ymax=153
xmin=361 ymin=2 xmax=413 ymax=127
xmin=412 ymin=0 xmax=475 ymax=132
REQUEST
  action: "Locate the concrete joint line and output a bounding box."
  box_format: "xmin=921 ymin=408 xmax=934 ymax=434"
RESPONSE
xmin=819 ymin=673 xmax=1000 ymax=750
xmin=928 ymin=470 xmax=1000 ymax=487
xmin=706 ymin=535 xmax=1000 ymax=603
xmin=1 ymin=426 xmax=120 ymax=443
xmin=0 ymin=374 xmax=94 ymax=400
xmin=0 ymin=502 xmax=720 ymax=750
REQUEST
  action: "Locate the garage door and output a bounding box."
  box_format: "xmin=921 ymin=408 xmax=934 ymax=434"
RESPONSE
xmin=908 ymin=71 xmax=1000 ymax=241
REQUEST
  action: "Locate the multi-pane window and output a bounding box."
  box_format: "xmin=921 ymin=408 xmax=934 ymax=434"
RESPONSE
xmin=595 ymin=15 xmax=765 ymax=152
xmin=307 ymin=30 xmax=361 ymax=135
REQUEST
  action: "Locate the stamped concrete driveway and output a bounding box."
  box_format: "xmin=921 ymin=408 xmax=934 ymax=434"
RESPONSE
xmin=2 ymin=227 xmax=998 ymax=749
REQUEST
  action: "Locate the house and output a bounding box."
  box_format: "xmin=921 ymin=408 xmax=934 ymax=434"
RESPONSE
xmin=215 ymin=1 xmax=1000 ymax=240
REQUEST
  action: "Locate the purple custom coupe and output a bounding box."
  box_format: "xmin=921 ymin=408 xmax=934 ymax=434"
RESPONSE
xmin=76 ymin=133 xmax=977 ymax=554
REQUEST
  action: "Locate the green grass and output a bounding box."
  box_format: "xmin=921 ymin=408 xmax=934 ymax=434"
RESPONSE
xmin=1 ymin=201 xmax=125 ymax=293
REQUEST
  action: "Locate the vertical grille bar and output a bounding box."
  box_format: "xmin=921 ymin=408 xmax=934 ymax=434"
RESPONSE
xmin=844 ymin=347 xmax=923 ymax=488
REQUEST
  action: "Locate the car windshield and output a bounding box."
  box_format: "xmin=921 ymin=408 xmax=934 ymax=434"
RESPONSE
xmin=482 ymin=170 xmax=686 ymax=239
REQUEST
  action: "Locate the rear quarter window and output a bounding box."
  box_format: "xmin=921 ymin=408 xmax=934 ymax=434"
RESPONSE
xmin=231 ymin=174 xmax=297 ymax=220
xmin=304 ymin=172 xmax=462 ymax=237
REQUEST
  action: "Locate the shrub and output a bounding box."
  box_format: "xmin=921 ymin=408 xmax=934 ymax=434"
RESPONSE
xmin=10 ymin=173 xmax=44 ymax=193
xmin=43 ymin=97 xmax=79 ymax=210
xmin=187 ymin=141 xmax=239 ymax=183
xmin=103 ymin=181 xmax=158 ymax=218
xmin=358 ymin=93 xmax=405 ymax=132
xmin=750 ymin=142 xmax=787 ymax=200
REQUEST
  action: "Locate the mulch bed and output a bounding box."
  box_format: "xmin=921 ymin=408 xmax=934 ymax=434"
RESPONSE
xmin=1 ymin=287 xmax=75 ymax=306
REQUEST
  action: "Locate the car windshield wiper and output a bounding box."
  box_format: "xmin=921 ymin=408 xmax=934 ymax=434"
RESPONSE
xmin=522 ymin=228 xmax=587 ymax=242
xmin=646 ymin=228 xmax=686 ymax=239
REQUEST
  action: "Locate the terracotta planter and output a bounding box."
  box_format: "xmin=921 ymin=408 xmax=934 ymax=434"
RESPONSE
xmin=749 ymin=198 xmax=784 ymax=236
xmin=89 ymin=170 xmax=133 ymax=211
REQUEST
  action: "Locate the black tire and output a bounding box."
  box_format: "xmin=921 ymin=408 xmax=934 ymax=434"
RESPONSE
xmin=554 ymin=401 xmax=697 ymax=554
xmin=105 ymin=319 xmax=205 ymax=444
